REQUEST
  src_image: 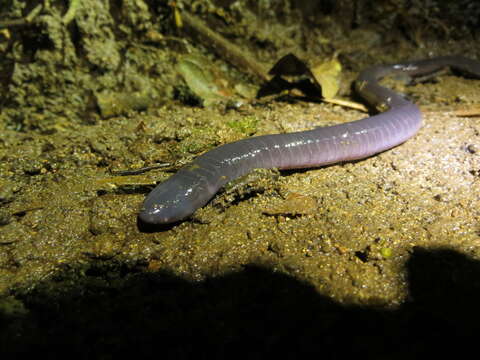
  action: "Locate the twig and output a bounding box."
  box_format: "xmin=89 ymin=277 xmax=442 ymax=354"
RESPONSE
xmin=110 ymin=163 xmax=172 ymax=176
xmin=63 ymin=0 xmax=80 ymax=25
xmin=180 ymin=11 xmax=270 ymax=82
xmin=0 ymin=4 xmax=42 ymax=28
xmin=452 ymin=106 xmax=480 ymax=117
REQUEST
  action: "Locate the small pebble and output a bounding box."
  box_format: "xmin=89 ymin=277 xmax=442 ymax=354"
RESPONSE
xmin=466 ymin=144 xmax=478 ymax=154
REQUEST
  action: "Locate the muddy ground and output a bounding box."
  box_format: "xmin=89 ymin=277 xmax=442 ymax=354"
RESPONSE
xmin=1 ymin=0 xmax=480 ymax=358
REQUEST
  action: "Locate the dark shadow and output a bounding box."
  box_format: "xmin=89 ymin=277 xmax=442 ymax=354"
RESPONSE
xmin=137 ymin=216 xmax=180 ymax=232
xmin=1 ymin=247 xmax=479 ymax=358
xmin=257 ymin=74 xmax=321 ymax=100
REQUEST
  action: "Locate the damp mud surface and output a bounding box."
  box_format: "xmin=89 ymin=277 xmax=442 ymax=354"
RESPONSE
xmin=2 ymin=88 xmax=479 ymax=301
xmin=1 ymin=0 xmax=480 ymax=357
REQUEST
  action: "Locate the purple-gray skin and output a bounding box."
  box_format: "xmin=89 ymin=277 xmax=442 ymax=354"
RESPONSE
xmin=139 ymin=56 xmax=480 ymax=225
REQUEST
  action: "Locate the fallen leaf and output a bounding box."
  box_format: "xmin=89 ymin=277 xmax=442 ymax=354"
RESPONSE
xmin=310 ymin=57 xmax=342 ymax=99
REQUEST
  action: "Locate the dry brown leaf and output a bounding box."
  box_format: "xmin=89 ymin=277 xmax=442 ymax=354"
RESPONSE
xmin=310 ymin=57 xmax=342 ymax=99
